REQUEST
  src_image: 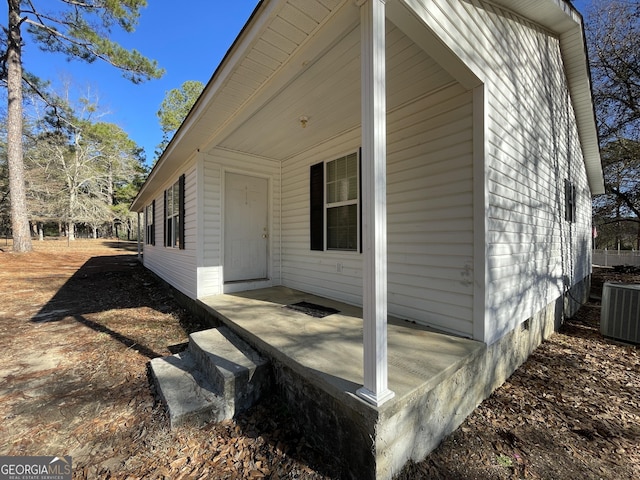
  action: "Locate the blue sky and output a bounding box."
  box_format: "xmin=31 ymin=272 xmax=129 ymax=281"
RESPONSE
xmin=3 ymin=1 xmax=260 ymax=165
xmin=572 ymin=1 xmax=591 ymax=16
xmin=5 ymin=0 xmax=591 ymax=166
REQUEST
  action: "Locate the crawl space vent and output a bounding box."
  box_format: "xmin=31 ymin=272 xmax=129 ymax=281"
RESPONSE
xmin=285 ymin=301 xmax=339 ymax=318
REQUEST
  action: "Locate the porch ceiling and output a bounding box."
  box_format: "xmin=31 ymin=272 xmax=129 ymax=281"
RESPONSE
xmin=132 ymin=0 xmax=603 ymax=212
xmin=215 ymin=20 xmax=361 ymax=161
xmin=214 ymin=14 xmax=457 ymax=161
xmin=132 ymin=0 xmax=359 ymax=211
xmin=131 ymin=0 xmax=457 ymax=211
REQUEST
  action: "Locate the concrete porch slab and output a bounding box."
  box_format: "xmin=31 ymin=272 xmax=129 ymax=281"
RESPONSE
xmin=199 ymin=286 xmax=483 ymax=404
xmin=197 ymin=286 xmax=486 ymax=479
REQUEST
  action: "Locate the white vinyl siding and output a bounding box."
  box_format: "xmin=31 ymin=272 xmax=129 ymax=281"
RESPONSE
xmin=483 ymin=6 xmax=590 ymax=343
xmin=143 ymin=164 xmax=198 ymax=298
xmin=281 ymin=23 xmax=475 ymax=337
xmin=386 ymin=84 xmax=474 ymax=337
xmin=199 ymin=156 xmax=222 ymax=296
xmin=413 ymin=0 xmax=592 ymax=342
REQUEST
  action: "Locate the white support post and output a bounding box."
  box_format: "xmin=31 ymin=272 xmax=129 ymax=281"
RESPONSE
xmin=356 ymin=0 xmax=395 ymax=407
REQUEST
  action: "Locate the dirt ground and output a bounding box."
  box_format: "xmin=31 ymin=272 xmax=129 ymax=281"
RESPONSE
xmin=0 ymin=239 xmax=638 ymax=479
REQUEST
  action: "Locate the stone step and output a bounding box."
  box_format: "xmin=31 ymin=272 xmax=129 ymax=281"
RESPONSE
xmin=149 ymin=352 xmax=228 ymax=428
xmin=188 ymin=327 xmax=270 ymax=414
xmin=150 ymin=326 xmax=271 ymax=428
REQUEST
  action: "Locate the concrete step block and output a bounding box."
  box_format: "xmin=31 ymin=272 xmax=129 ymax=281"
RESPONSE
xmin=188 ymin=326 xmax=271 ymax=416
xmin=149 ymin=352 xmax=230 ymax=428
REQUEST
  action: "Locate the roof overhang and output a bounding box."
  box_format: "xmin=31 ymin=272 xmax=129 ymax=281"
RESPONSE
xmin=132 ymin=0 xmax=362 ymax=211
xmin=132 ymin=0 xmax=274 ymax=211
xmin=132 ymin=0 xmax=604 ymax=211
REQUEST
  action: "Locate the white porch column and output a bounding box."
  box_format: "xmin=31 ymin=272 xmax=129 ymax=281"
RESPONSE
xmin=356 ymin=0 xmax=394 ymax=407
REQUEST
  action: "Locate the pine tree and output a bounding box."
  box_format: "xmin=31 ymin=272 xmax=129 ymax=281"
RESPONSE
xmin=2 ymin=0 xmax=163 ymax=252
xmin=154 ymin=80 xmax=204 ymax=163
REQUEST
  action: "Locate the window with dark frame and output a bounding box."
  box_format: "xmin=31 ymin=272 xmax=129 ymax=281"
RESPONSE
xmin=145 ymin=201 xmax=155 ymax=245
xmin=310 ymin=151 xmax=360 ymax=252
xmin=164 ymin=175 xmax=185 ymax=249
xmin=565 ymin=179 xmax=576 ymax=223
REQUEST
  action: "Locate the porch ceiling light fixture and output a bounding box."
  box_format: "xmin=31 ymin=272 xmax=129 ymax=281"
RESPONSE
xmin=299 ymin=115 xmax=309 ymax=128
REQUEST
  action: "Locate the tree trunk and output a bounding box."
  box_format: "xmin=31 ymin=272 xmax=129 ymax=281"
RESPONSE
xmin=107 ymin=163 xmax=114 ymax=206
xmin=68 ymin=222 xmax=75 ymax=241
xmin=38 ymin=224 xmax=44 ymax=241
xmin=6 ymin=0 xmax=32 ymax=252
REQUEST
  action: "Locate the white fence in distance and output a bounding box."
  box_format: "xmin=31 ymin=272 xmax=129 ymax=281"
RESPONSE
xmin=593 ymin=249 xmax=640 ymax=267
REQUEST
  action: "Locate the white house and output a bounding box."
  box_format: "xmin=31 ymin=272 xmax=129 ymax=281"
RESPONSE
xmin=132 ymin=0 xmax=603 ymax=477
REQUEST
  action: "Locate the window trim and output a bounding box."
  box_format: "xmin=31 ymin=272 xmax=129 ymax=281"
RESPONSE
xmin=145 ymin=200 xmax=155 ymax=245
xmin=164 ymin=174 xmax=185 ymax=249
xmin=310 ymin=150 xmax=361 ymax=252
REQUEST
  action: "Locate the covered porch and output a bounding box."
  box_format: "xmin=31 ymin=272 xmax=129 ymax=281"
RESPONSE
xmin=204 ymin=0 xmax=484 ymax=409
xmin=197 ymin=286 xmax=486 ymax=479
xmin=134 ymin=0 xmax=486 ymax=416
xmin=199 ymin=286 xmax=482 ymax=404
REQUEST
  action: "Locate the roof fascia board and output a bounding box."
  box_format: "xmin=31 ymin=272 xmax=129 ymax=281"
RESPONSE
xmin=559 ymin=25 xmax=605 ymax=194
xmin=489 ymin=0 xmax=580 ymax=34
xmin=132 ymin=0 xmax=278 ymax=211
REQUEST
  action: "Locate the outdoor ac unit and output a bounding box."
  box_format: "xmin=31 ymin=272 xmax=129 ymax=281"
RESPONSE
xmin=601 ymin=282 xmax=640 ymax=344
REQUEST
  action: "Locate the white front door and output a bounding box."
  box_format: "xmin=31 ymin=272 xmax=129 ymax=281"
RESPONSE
xmin=224 ymin=172 xmax=269 ymax=282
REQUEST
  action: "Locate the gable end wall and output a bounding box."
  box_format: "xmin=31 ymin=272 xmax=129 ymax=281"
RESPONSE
xmin=446 ymin=0 xmax=592 ymax=343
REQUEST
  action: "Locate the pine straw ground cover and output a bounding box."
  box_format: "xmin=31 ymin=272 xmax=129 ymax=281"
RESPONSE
xmin=0 ymin=239 xmax=638 ymax=479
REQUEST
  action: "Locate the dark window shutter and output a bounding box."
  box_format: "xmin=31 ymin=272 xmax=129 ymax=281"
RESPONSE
xmin=310 ymin=162 xmax=324 ymax=251
xmin=179 ymin=174 xmax=186 ymax=249
xmin=151 ymin=199 xmax=156 ymax=246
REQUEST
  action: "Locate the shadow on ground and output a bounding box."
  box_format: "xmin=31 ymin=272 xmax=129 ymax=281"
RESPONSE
xmin=31 ymin=254 xmax=204 ymax=358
